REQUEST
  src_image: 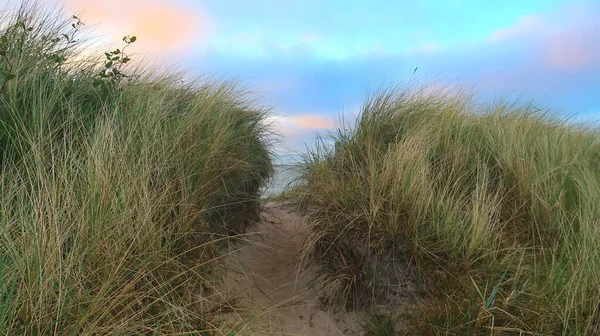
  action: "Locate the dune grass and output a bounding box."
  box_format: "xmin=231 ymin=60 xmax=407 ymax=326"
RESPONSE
xmin=294 ymin=85 xmax=600 ymax=335
xmin=0 ymin=4 xmax=273 ymax=335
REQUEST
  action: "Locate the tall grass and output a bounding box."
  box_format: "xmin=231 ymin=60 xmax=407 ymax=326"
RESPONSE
xmin=0 ymin=4 xmax=273 ymax=334
xmin=295 ymin=85 xmax=600 ymax=335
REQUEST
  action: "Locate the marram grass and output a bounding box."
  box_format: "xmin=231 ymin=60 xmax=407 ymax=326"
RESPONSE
xmin=295 ymin=85 xmax=600 ymax=335
xmin=0 ymin=3 xmax=273 ymax=335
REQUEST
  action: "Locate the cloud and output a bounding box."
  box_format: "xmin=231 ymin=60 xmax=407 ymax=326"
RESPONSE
xmin=289 ymin=115 xmax=335 ymax=129
xmin=488 ymin=14 xmax=542 ymax=41
xmin=232 ymin=32 xmax=264 ymax=45
xmin=484 ymin=4 xmax=600 ymax=71
xmin=252 ymin=78 xmax=296 ymax=95
xmin=188 ymin=1 xmax=599 ymax=158
xmin=267 ymin=114 xmax=334 ymax=137
xmin=210 ymin=31 xmax=320 ymax=59
xmin=408 ymin=42 xmax=442 ymax=56
xmin=66 ymin=0 xmax=210 ymax=53
xmin=543 ymin=22 xmax=600 ymax=70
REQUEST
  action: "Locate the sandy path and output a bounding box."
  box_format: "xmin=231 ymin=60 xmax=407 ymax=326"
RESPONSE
xmin=221 ymin=202 xmax=361 ymax=336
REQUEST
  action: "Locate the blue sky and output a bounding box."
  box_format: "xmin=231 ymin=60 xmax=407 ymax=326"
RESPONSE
xmin=196 ymin=0 xmax=599 ymax=158
xmin=6 ymin=0 xmax=600 ymax=159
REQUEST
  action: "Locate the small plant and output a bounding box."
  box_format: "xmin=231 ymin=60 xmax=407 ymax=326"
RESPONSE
xmin=0 ymin=11 xmax=134 ymax=98
xmin=92 ymin=35 xmax=136 ymax=95
xmin=44 ymin=15 xmax=84 ymax=65
xmin=0 ymin=20 xmax=32 ymax=93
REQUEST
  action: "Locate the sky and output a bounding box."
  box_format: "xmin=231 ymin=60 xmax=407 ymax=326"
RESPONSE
xmin=4 ymin=0 xmax=600 ymax=161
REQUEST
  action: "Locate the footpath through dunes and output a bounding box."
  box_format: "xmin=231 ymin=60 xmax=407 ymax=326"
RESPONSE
xmin=220 ymin=202 xmax=362 ymax=336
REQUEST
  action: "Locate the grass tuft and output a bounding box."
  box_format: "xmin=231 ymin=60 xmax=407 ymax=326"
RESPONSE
xmin=295 ymin=84 xmax=600 ymax=335
xmin=0 ymin=3 xmax=273 ymax=334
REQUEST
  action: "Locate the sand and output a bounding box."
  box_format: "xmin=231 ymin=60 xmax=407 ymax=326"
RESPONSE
xmin=220 ymin=202 xmax=362 ymax=335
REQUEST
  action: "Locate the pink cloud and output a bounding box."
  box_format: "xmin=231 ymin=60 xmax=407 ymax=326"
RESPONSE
xmin=266 ymin=114 xmax=334 ymax=137
xmin=543 ymin=24 xmax=600 ymax=70
xmin=289 ymin=115 xmax=334 ymax=129
xmin=486 ymin=5 xmax=600 ymax=71
xmin=66 ymin=0 xmax=211 ymax=53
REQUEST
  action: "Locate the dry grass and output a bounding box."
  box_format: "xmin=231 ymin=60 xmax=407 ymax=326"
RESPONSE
xmin=294 ymin=84 xmax=600 ymax=335
xmin=0 ymin=3 xmax=273 ymax=334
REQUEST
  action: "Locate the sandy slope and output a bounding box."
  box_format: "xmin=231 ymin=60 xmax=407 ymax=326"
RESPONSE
xmin=221 ymin=202 xmax=361 ymax=336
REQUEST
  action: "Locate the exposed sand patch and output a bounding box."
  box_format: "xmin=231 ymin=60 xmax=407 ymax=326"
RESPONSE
xmin=220 ymin=202 xmax=362 ymax=335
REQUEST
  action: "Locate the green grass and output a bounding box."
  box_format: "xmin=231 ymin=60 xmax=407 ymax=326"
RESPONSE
xmin=0 ymin=4 xmax=273 ymax=335
xmin=261 ymin=188 xmax=301 ymax=203
xmin=361 ymin=313 xmax=397 ymax=336
xmin=294 ymin=85 xmax=600 ymax=335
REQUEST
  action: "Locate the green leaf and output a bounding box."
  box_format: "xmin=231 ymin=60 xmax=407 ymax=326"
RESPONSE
xmin=0 ymin=36 xmax=8 ymax=43
xmin=121 ymin=57 xmax=131 ymax=63
xmin=485 ymin=268 xmax=509 ymax=309
xmin=112 ymin=56 xmax=120 ymax=61
xmin=105 ymin=61 xmax=113 ymax=68
xmin=0 ymin=70 xmax=14 ymax=81
xmin=129 ymin=36 xmax=137 ymax=43
xmin=112 ymin=49 xmax=120 ymax=54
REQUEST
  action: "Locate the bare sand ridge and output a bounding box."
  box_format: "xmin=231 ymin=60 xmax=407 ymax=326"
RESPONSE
xmin=221 ymin=202 xmax=362 ymax=335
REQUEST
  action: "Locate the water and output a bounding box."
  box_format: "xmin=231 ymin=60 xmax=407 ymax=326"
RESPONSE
xmin=262 ymin=164 xmax=302 ymax=198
